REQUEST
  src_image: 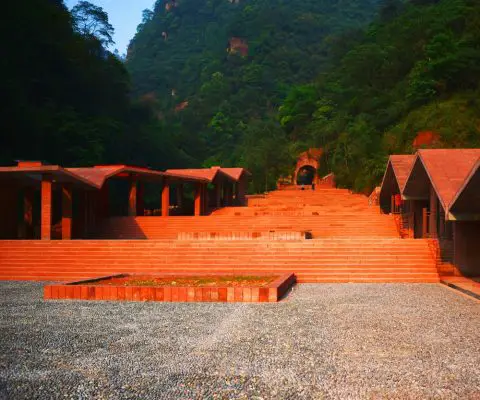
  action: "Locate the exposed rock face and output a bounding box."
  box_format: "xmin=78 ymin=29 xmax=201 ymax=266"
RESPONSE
xmin=413 ymin=131 xmax=441 ymax=148
xmin=228 ymin=37 xmax=248 ymax=56
xmin=175 ymin=101 xmax=189 ymax=112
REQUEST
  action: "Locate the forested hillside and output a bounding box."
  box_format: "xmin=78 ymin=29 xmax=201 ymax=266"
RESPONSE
xmin=127 ymin=0 xmax=382 ymax=191
xmin=0 ymin=0 xmax=187 ymax=170
xmin=280 ymin=0 xmax=480 ymax=191
xmin=129 ymin=0 xmax=480 ymax=193
xmin=3 ymin=0 xmax=479 ymax=194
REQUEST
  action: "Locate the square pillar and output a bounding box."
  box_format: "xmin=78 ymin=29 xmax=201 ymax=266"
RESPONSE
xmin=22 ymin=187 xmax=34 ymax=239
xmin=202 ymin=183 xmax=209 ymax=215
xmin=429 ymin=185 xmax=438 ymax=238
xmin=162 ymin=178 xmax=170 ymax=217
xmin=176 ymin=184 xmax=184 ymax=209
xmin=422 ymin=207 xmax=428 ymax=238
xmin=136 ymin=182 xmax=145 ymax=216
xmin=61 ymin=184 xmax=73 ymax=240
xmin=194 ymin=183 xmax=202 ymax=216
xmin=128 ymin=175 xmax=137 ymax=216
xmin=224 ymin=184 xmax=233 ymax=206
xmin=234 ymin=183 xmax=239 ymax=205
xmin=41 ymin=175 xmax=52 ymax=240
xmin=237 ymin=178 xmax=247 ymax=206
xmin=215 ymin=183 xmax=222 ymax=208
xmin=98 ymin=182 xmax=109 ymax=219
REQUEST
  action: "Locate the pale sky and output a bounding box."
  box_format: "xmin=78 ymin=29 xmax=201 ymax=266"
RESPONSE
xmin=65 ymin=0 xmax=155 ymax=54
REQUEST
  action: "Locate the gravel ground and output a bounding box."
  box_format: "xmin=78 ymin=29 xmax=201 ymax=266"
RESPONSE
xmin=0 ymin=282 xmax=479 ymax=400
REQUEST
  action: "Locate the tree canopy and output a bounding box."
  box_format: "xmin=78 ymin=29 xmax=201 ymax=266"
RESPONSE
xmin=0 ymin=0 xmax=187 ymax=170
xmin=3 ymin=0 xmax=480 ymax=194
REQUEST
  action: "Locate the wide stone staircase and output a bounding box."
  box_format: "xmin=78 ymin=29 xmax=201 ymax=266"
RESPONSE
xmin=95 ymin=188 xmax=399 ymax=239
xmin=0 ymin=238 xmax=438 ymax=283
xmin=0 ymin=187 xmax=439 ymax=283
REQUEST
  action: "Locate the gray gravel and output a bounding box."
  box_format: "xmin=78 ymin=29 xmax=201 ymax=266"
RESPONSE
xmin=0 ymin=282 xmax=479 ymax=400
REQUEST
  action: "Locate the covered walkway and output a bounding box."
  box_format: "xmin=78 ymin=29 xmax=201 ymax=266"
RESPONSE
xmin=0 ymin=162 xmax=249 ymax=240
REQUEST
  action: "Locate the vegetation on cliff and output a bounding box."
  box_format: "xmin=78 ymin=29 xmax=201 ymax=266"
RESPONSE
xmin=3 ymin=0 xmax=480 ymax=194
xmin=279 ymin=0 xmax=480 ymax=191
xmin=0 ymin=0 xmax=186 ymax=170
xmin=127 ymin=0 xmax=381 ymax=191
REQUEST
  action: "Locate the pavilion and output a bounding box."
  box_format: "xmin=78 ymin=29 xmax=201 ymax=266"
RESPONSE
xmin=0 ymin=161 xmax=249 ymax=240
xmin=166 ymin=166 xmax=251 ymax=208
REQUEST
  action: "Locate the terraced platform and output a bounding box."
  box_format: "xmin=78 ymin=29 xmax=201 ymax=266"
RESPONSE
xmin=0 ymin=187 xmax=440 ymax=283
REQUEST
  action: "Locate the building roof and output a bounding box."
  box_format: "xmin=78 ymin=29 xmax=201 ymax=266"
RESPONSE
xmin=449 ymin=159 xmax=480 ymax=215
xmin=166 ymin=167 xmax=239 ymax=183
xmin=0 ymin=165 xmax=98 ymax=189
xmin=379 ymin=155 xmax=415 ymax=204
xmin=389 ymin=155 xmax=416 ymax=191
xmin=0 ymin=163 xmax=209 ymax=189
xmin=219 ymin=167 xmax=251 ymax=181
xmin=414 ymin=149 xmax=480 ymax=211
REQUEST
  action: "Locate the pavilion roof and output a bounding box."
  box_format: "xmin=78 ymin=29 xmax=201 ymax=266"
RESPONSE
xmin=166 ymin=167 xmax=238 ymax=183
xmin=449 ymin=159 xmax=480 ymax=214
xmin=67 ymin=165 xmax=208 ymax=188
xmin=389 ymin=155 xmax=415 ymax=192
xmin=407 ymin=149 xmax=480 ymax=211
xmin=219 ymin=167 xmax=251 ymax=181
xmin=66 ymin=165 xmax=169 ymax=188
xmin=0 ymin=162 xmax=222 ymax=189
xmin=0 ymin=164 xmax=98 ymax=189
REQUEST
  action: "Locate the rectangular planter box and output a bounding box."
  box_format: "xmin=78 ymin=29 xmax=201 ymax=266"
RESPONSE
xmin=44 ymin=273 xmax=296 ymax=303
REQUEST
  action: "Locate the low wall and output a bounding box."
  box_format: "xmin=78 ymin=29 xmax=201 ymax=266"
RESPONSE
xmin=44 ymin=273 xmax=296 ymax=303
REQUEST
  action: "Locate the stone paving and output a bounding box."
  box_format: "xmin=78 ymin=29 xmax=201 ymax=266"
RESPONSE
xmin=0 ymin=282 xmax=479 ymax=399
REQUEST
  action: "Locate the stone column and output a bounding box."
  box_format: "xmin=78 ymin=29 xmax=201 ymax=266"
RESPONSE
xmin=215 ymin=183 xmax=222 ymax=208
xmin=136 ymin=182 xmax=145 ymax=216
xmin=128 ymin=175 xmax=137 ymax=216
xmin=422 ymin=207 xmax=428 ymax=238
xmin=176 ymin=184 xmax=184 ymax=209
xmin=234 ymin=183 xmax=239 ymax=205
xmin=429 ymin=184 xmax=438 ymax=238
xmin=61 ymin=184 xmax=73 ymax=240
xmin=41 ymin=175 xmax=52 ymax=240
xmin=203 ymin=184 xmax=209 ymax=215
xmin=237 ymin=178 xmax=247 ymax=206
xmin=98 ymin=182 xmax=109 ymax=219
xmin=161 ymin=178 xmax=170 ymax=217
xmin=22 ymin=187 xmax=34 ymax=239
xmin=225 ymin=184 xmax=233 ymax=206
xmin=194 ymin=183 xmax=202 ymax=216
xmin=76 ymin=191 xmax=86 ymax=238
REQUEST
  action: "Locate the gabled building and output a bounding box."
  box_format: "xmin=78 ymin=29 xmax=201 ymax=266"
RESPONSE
xmin=379 ymin=149 xmax=480 ymax=277
xmin=446 ymin=159 xmax=480 ymax=276
xmin=379 ymin=155 xmax=416 ymax=214
xmin=402 ymin=149 xmax=480 ymax=239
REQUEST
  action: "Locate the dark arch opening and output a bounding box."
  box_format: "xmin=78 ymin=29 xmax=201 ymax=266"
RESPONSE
xmin=296 ymin=165 xmax=316 ymax=185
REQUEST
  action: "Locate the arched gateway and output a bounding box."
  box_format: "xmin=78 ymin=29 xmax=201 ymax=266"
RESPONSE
xmin=293 ymin=148 xmax=323 ymax=186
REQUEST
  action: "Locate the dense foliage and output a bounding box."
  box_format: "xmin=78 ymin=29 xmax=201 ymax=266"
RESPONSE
xmin=4 ymin=0 xmax=480 ymax=195
xmin=127 ymin=0 xmax=381 ymax=191
xmin=0 ymin=0 xmax=186 ymax=169
xmin=279 ymin=0 xmax=480 ymax=191
xmin=129 ymin=0 xmax=480 ymax=193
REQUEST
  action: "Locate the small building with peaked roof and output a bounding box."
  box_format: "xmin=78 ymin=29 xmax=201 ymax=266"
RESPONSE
xmin=379 ymin=155 xmax=415 ymax=214
xmin=379 ymin=149 xmax=480 ymax=277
